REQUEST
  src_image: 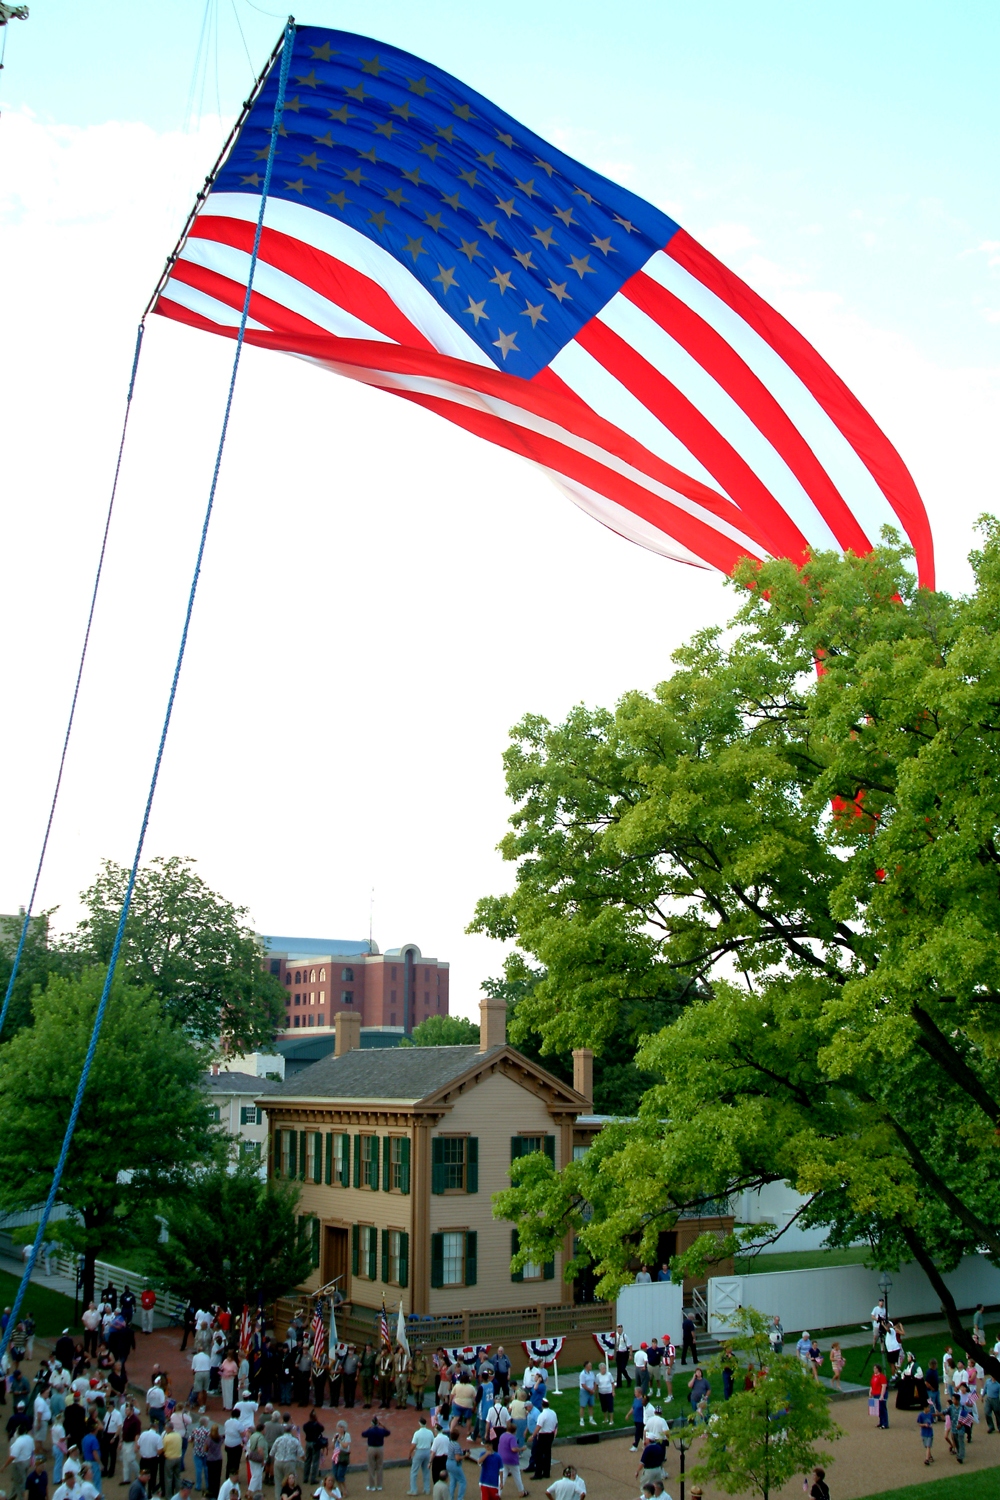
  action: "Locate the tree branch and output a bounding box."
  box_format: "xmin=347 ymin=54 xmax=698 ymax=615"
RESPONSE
xmin=885 ymin=1116 xmax=1000 ymax=1258
xmin=910 ymin=1004 xmax=1000 ymax=1124
xmin=897 ymin=1221 xmax=1000 ymax=1380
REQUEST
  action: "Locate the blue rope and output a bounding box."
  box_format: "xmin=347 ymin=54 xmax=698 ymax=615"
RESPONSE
xmin=0 ymin=18 xmax=297 ymax=1360
xmin=0 ymin=322 xmax=146 ymax=1042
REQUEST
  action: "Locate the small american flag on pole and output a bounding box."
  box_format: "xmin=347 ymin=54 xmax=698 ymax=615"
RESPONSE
xmin=379 ymin=1299 xmax=391 ymax=1350
xmin=238 ymin=1304 xmax=253 ymax=1359
xmin=311 ymin=1299 xmax=327 ymax=1377
xmin=153 ymin=25 xmax=935 ymax=583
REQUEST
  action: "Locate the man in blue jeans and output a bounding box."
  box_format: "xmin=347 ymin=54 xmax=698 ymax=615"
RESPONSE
xmin=407 ymin=1415 xmax=432 ymax=1495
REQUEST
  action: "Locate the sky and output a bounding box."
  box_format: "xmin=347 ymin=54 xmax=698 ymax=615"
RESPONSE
xmin=1 ymin=1 xmax=998 ymax=1020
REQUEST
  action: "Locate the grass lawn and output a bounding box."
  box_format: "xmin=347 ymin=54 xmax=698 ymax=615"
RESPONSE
xmin=0 ymin=1268 xmax=79 ymax=1338
xmin=734 ymin=1246 xmax=872 ymax=1274
xmin=535 ymin=1360 xmax=728 ymax=1434
xmin=861 ymin=1472 xmax=1000 ymax=1500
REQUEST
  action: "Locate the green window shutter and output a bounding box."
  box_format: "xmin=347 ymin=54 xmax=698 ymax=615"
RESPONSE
xmin=466 ymin=1137 xmax=479 ymax=1194
xmin=289 ymin=1130 xmax=298 ymax=1180
xmin=325 ymin=1133 xmax=334 ymax=1186
xmin=299 ymin=1129 xmax=307 ymax=1180
xmin=543 ymin=1256 xmax=555 ymax=1280
xmin=511 ymin=1228 xmax=523 ymax=1283
xmin=399 ymin=1230 xmax=409 ymax=1289
xmin=381 ymin=1228 xmax=389 ymax=1285
xmin=240 ymin=1106 xmax=248 ymax=1125
xmin=544 ymin=1135 xmax=556 ymax=1164
xmin=372 ymin=1135 xmax=381 ymax=1191
xmin=340 ymin=1133 xmax=351 ymax=1186
xmin=400 ymin=1137 xmax=411 ymax=1195
xmin=383 ymin=1139 xmax=391 ymax=1193
xmin=430 ymin=1233 xmax=444 ymax=1288
xmin=510 ymin=1136 xmax=524 ymax=1162
xmin=367 ymin=1228 xmax=377 ymax=1281
xmin=315 ymin=1134 xmax=323 ymax=1182
xmin=351 ymin=1224 xmax=359 ymax=1277
xmin=353 ymin=1133 xmax=362 ymax=1188
xmin=311 ymin=1217 xmax=321 ymax=1268
xmin=464 ymin=1230 xmax=478 ymax=1287
xmin=431 ymin=1137 xmax=446 ymax=1194
xmin=273 ymin=1129 xmax=281 ymax=1177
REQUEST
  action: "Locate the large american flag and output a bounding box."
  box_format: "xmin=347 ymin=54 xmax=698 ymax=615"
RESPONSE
xmin=153 ymin=25 xmax=934 ymax=583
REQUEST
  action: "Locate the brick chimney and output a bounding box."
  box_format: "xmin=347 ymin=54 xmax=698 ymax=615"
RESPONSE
xmin=479 ymin=995 xmax=506 ymax=1052
xmin=573 ymin=1048 xmax=594 ymax=1109
xmin=335 ymin=1010 xmax=362 ymax=1057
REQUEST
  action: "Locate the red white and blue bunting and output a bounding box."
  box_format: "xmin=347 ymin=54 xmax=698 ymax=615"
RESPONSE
xmin=593 ymin=1332 xmax=618 ymax=1357
xmin=522 ymin=1337 xmax=565 ymax=1366
xmin=446 ymin=1344 xmax=492 ymax=1365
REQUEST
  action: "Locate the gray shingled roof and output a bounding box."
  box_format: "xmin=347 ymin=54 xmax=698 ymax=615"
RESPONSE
xmin=269 ymin=1045 xmax=504 ymax=1100
xmin=204 ymin=1071 xmax=283 ymax=1094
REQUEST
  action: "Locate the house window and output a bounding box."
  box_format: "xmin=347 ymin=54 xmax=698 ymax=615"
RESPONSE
xmin=295 ymin=970 xmax=301 ymax=983
xmin=342 ymin=967 xmax=354 ymax=982
xmin=308 ymin=1015 xmax=315 ymax=1026
xmin=209 ymin=1105 xmax=221 ymax=1123
xmin=294 ymin=994 xmax=301 ymax=1005
xmin=361 ymin=1134 xmax=379 ymax=1189
xmin=311 ymin=970 xmax=316 ymax=982
xmin=357 ymin=1224 xmax=378 ymax=1280
xmin=511 ymin=1135 xmax=556 ymax=1164
xmin=310 ymin=992 xmax=316 ymax=1004
xmin=510 ymin=1226 xmax=552 ymax=1283
xmin=387 ymin=1228 xmax=406 ymax=1285
xmin=320 ymin=969 xmax=326 ymax=981
xmin=342 ymin=991 xmax=353 ymax=1004
xmin=431 ymin=1136 xmax=479 ymax=1194
xmin=241 ymin=1140 xmax=261 ymax=1162
xmin=320 ymin=991 xmax=325 ymax=1002
xmin=281 ymin=1132 xmax=293 ymax=1177
xmin=285 ymin=974 xmax=291 ymax=986
xmin=334 ymin=1133 xmax=350 ymax=1186
xmin=573 ymin=1144 xmax=589 ymax=1161
xmin=388 ymin=1135 xmax=410 ymax=1192
xmin=240 ymin=1105 xmax=258 ymax=1125
xmin=441 ymin=1231 xmax=465 ymax=1285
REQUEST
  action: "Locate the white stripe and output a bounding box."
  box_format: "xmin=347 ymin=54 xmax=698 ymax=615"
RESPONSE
xmin=160 ymin=276 xmax=269 ymax=331
xmin=291 ymin=354 xmax=769 ymax=559
xmin=596 ymin=291 xmax=842 ymax=553
xmin=178 ymin=236 xmax=394 ymax=344
xmin=202 ymin=193 xmax=494 ymax=368
xmin=539 ymin=471 xmax=711 ymax=569
xmin=548 ymin=339 xmax=721 ymax=493
xmin=643 ymin=250 xmax=901 ymax=547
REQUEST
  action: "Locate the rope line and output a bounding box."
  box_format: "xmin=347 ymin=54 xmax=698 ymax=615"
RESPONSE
xmin=0 ymin=17 xmax=296 ymax=1360
xmin=0 ymin=321 xmax=146 ymax=1041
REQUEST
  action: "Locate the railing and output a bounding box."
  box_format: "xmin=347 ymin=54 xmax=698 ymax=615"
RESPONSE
xmin=690 ymin=1285 xmax=708 ymax=1328
xmin=271 ymin=1299 xmax=615 ymax=1347
xmin=48 ymin=1253 xmax=188 ymax=1324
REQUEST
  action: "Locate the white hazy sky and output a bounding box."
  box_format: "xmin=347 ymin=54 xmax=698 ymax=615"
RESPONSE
xmin=1 ymin=1 xmax=997 ymax=1018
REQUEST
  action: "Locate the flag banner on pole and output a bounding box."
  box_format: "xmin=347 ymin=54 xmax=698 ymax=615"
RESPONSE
xmin=445 ymin=1343 xmax=491 ymax=1365
xmin=396 ymin=1301 xmax=410 ymax=1357
xmin=522 ymin=1336 xmax=565 ymax=1365
xmin=593 ymin=1332 xmax=617 ymax=1358
xmin=238 ymin=1304 xmax=253 ymax=1358
xmin=329 ymin=1296 xmax=338 ymax=1353
xmin=311 ymin=1298 xmax=327 ymax=1376
xmin=153 ymin=26 xmax=934 ymax=584
xmin=379 ymin=1299 xmax=391 ymax=1350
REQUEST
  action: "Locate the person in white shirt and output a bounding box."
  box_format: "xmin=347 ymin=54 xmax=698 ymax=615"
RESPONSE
xmin=643 ymin=1408 xmax=668 ymax=1443
xmin=408 ymin=1415 xmax=434 ymax=1495
xmin=146 ymin=1382 xmax=167 ymax=1432
xmin=78 ymin=1463 xmax=99 ymax=1500
xmin=217 ymin=1479 xmax=241 ymax=1500
xmin=578 ymin=1363 xmax=597 ymax=1428
xmin=34 ymin=1389 xmax=52 ymax=1447
xmin=235 ymin=1394 xmax=259 ymax=1427
xmin=63 ymin=1447 xmax=83 ymax=1482
xmin=191 ymin=1350 xmax=212 ymax=1395
xmin=871 ymin=1301 xmax=887 ymax=1345
xmin=634 ymin=1346 xmax=649 ymax=1396
xmin=595 ymin=1364 xmax=615 ymax=1427
xmin=522 ymin=1364 xmax=545 ymax=1395
xmin=7 ymin=1429 xmax=36 ymax=1494
xmin=545 ymin=1464 xmax=586 ymax=1500
xmin=52 ymin=1471 xmax=83 ymax=1500
xmin=635 ymin=1269 xmax=652 ymax=1284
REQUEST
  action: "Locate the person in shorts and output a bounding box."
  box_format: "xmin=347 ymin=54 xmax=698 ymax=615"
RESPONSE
xmin=917 ymin=1403 xmax=935 ymax=1465
xmin=577 ymin=1364 xmax=597 ymax=1428
xmin=477 ymin=1445 xmax=503 ymax=1500
xmin=595 ymin=1365 xmax=615 ymax=1427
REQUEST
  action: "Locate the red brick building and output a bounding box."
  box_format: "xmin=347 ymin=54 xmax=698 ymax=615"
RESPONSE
xmin=261 ymin=936 xmax=450 ymax=1039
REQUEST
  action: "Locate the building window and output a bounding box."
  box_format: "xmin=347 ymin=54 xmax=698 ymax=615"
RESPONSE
xmin=294 ymin=1016 xmax=300 ymax=1028
xmin=361 ymin=1134 xmax=379 ymax=1189
xmin=430 ymin=1230 xmax=477 ymax=1288
xmin=511 ymin=1226 xmax=552 ymax=1282
xmin=294 ymin=994 xmax=301 ymax=1005
xmin=431 ymin=1136 xmax=479 ymax=1194
xmin=311 ymin=969 xmax=316 ymax=982
xmin=320 ymin=991 xmax=325 ymax=1002
xmin=320 ymin=969 xmax=326 ymax=981
xmin=342 ymin=991 xmax=353 ymax=1004
xmin=318 ymin=1014 xmax=325 ymax=1025
xmin=308 ymin=1015 xmax=315 ymax=1027
xmin=387 ymin=1228 xmax=407 ymax=1285
xmin=270 ymin=959 xmax=281 ymax=975
xmin=240 ymin=1105 xmax=258 ymax=1125
xmin=342 ymin=967 xmax=353 ymax=982
xmin=285 ymin=974 xmax=291 ymax=986
xmin=310 ymin=992 xmax=316 ymax=1004
xmin=241 ymin=1140 xmax=261 ymax=1162
xmin=209 ymin=1105 xmax=221 ymax=1123
xmin=356 ymin=1223 xmax=377 ymax=1280
xmin=573 ymin=1144 xmax=589 ymax=1161
xmin=511 ymin=1135 xmax=556 ymax=1164
xmin=295 ymin=970 xmax=301 ymax=983
xmin=388 ymin=1136 xmax=410 ymax=1192
xmin=281 ymin=1131 xmax=293 ymax=1177
xmin=334 ymin=1133 xmax=350 ymax=1185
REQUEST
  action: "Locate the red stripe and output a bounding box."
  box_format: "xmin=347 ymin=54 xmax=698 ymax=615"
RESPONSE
xmin=575 ymin=317 xmax=809 ymax=563
xmin=622 ymin=270 xmax=873 ymax=558
xmin=187 ymin=216 xmax=435 ymax=351
xmin=167 ymin=260 xmax=337 ymax=342
xmin=150 ymin=306 xmax=772 ymax=568
xmin=667 ymin=229 xmax=935 ymax=587
xmin=394 ymin=389 xmax=751 ymax=574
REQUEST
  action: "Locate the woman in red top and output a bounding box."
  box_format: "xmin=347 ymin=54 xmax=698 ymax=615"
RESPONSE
xmin=870 ymin=1364 xmax=889 ymax=1429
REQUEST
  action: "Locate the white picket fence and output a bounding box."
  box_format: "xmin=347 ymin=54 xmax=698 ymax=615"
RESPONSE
xmin=48 ymin=1252 xmax=188 ymax=1323
xmin=707 ymin=1253 xmax=1000 ymax=1335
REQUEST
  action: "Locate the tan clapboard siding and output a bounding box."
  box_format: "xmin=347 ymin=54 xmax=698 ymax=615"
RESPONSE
xmin=428 ymin=1069 xmax=564 ymax=1314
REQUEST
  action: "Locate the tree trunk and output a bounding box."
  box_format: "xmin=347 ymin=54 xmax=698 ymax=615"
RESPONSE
xmin=899 ymin=1223 xmax=1000 ymax=1379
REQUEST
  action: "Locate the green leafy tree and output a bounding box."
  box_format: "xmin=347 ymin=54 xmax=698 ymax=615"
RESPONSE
xmin=0 ymin=912 xmax=86 ymax=1042
xmin=399 ymin=1014 xmax=480 ymax=1047
xmin=692 ymin=1308 xmax=839 ymax=1500
xmin=478 ymin=531 xmax=1000 ymax=1375
xmin=155 ymin=1154 xmax=313 ymax=1308
xmin=0 ymin=970 xmax=218 ymax=1302
xmin=73 ymin=856 xmax=285 ymax=1051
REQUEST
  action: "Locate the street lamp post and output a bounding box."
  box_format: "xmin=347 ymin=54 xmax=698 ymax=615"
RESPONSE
xmin=669 ymin=1417 xmax=693 ymax=1500
xmin=878 ymin=1271 xmax=893 ymax=1330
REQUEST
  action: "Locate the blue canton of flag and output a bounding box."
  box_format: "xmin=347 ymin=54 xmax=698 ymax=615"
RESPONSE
xmin=213 ymin=26 xmax=678 ymax=379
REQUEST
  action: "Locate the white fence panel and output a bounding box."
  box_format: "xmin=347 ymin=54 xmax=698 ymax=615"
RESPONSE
xmin=707 ymin=1254 xmax=1000 ymax=1335
xmin=616 ymin=1280 xmax=685 ymax=1351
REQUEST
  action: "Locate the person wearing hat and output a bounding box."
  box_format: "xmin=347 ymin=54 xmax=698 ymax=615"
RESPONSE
xmin=5 ymin=1425 xmax=36 ymax=1499
xmin=126 ymin=1468 xmax=149 ymax=1500
xmin=167 ymin=1479 xmax=192 ymax=1500
xmin=53 ymin=1468 xmax=83 ymax=1500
